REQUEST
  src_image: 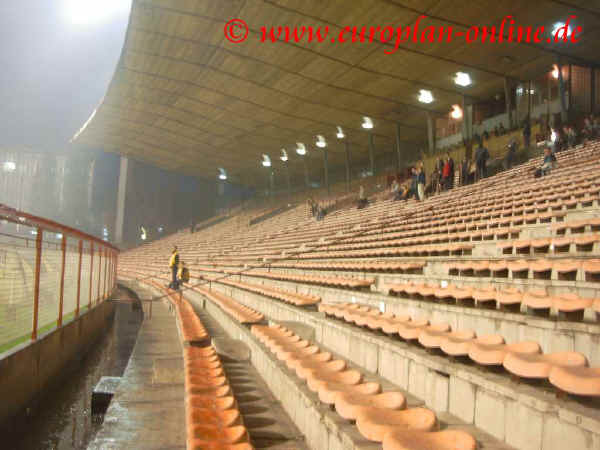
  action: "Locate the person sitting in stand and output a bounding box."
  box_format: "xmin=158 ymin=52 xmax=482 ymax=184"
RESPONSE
xmin=535 ymin=147 xmax=557 ymax=177
xmin=394 ymin=183 xmax=409 ymax=201
xmin=503 ymin=138 xmax=518 ymax=170
xmin=357 ymin=185 xmax=368 ymax=209
xmin=566 ymin=125 xmax=577 ymax=148
xmin=390 ymin=178 xmax=400 ymax=196
xmin=498 ymin=122 xmax=507 ymax=135
xmin=416 ymin=165 xmax=426 ymax=201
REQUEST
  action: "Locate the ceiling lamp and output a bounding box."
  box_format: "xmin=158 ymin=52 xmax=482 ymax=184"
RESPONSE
xmin=361 ymin=116 xmax=373 ymax=129
xmin=218 ymin=167 xmax=227 ymax=180
xmin=336 ymin=126 xmax=345 ymax=139
xmin=454 ymin=72 xmax=472 ymax=87
xmin=552 ymin=21 xmax=572 ymax=39
xmin=280 ymin=149 xmax=288 ymax=162
xmin=316 ymin=135 xmax=327 ymax=148
xmin=261 ymin=154 xmax=271 ymax=167
xmin=296 ymin=142 xmax=307 ymax=156
xmin=450 ymin=104 xmax=463 ymax=120
xmin=418 ymin=89 xmax=434 ymax=104
xmin=551 ymin=64 xmax=559 ymax=79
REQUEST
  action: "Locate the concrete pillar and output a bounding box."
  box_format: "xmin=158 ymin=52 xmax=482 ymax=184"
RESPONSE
xmin=395 ymin=123 xmax=402 ymax=170
xmin=323 ymin=148 xmax=330 ymax=194
xmin=268 ymin=169 xmax=274 ymax=196
xmin=527 ymin=80 xmax=532 ymax=120
xmin=284 ymin=163 xmax=291 ymax=196
xmin=427 ymin=113 xmax=435 ymax=153
xmin=591 ymin=68 xmax=596 ymax=114
xmin=368 ymin=133 xmax=375 ymax=176
xmin=504 ymin=78 xmax=513 ymax=128
xmin=557 ymin=63 xmax=568 ymax=123
xmin=115 ymin=156 xmax=128 ymax=245
xmin=302 ymin=158 xmax=309 ymax=187
xmin=344 ymin=142 xmax=351 ymax=193
xmin=461 ymin=96 xmax=468 ymax=141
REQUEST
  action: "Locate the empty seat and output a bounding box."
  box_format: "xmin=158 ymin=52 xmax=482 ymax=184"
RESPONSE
xmin=355 ymin=407 xmax=437 ymax=442
xmin=468 ymin=338 xmax=541 ymax=366
xmin=548 ymin=365 xmax=600 ymax=396
xmin=382 ymin=429 xmax=477 ymax=450
xmin=503 ymin=351 xmax=587 ymax=379
xmin=335 ymin=391 xmax=406 ymax=420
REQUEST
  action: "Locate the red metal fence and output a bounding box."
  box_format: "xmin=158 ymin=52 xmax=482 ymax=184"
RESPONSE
xmin=0 ymin=204 xmax=119 ymax=353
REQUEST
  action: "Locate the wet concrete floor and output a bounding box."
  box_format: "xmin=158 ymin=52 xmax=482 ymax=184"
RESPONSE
xmin=3 ymin=287 xmax=143 ymax=450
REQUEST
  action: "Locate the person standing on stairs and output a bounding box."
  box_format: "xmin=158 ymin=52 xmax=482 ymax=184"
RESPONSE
xmin=169 ymin=246 xmax=179 ymax=289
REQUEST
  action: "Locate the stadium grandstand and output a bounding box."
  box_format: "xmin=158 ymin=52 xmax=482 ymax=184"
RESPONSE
xmin=2 ymin=1 xmax=600 ymax=450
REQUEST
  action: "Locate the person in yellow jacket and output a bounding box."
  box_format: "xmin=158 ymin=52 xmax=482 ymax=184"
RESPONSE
xmin=177 ymin=261 xmax=189 ymax=286
xmin=169 ymin=246 xmax=179 ymax=289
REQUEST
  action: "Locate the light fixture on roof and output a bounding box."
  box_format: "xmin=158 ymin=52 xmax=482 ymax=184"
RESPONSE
xmin=418 ymin=89 xmax=434 ymax=104
xmin=454 ymin=72 xmax=472 ymax=87
xmin=551 ymin=64 xmax=560 ymax=79
xmin=218 ymin=167 xmax=227 ymax=180
xmin=450 ymin=104 xmax=463 ymax=120
xmin=280 ymin=149 xmax=288 ymax=162
xmin=361 ymin=116 xmax=373 ymax=129
xmin=316 ymin=135 xmax=327 ymax=148
xmin=261 ymin=154 xmax=271 ymax=167
xmin=336 ymin=126 xmax=345 ymax=139
xmin=552 ymin=21 xmax=572 ymax=40
xmin=56 ymin=233 xmax=63 ymax=239
xmin=3 ymin=161 xmax=16 ymax=172
xmin=296 ymin=142 xmax=307 ymax=156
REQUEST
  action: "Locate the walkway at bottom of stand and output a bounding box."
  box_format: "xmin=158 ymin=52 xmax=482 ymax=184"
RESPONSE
xmin=88 ymin=299 xmax=185 ymax=449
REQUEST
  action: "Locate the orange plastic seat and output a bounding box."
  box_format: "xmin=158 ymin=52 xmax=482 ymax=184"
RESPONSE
xmin=355 ymin=407 xmax=437 ymax=442
xmin=187 ymin=395 xmax=236 ymax=410
xmin=187 ymin=408 xmax=241 ymax=427
xmin=188 ymin=441 xmax=253 ymax=450
xmin=188 ymin=424 xmax=248 ymax=444
xmin=400 ymin=322 xmax=448 ymax=341
xmin=548 ymin=365 xmax=600 ymax=396
xmin=382 ymin=429 xmax=477 ymax=450
xmin=468 ymin=339 xmax=541 ymax=366
xmin=335 ymin=391 xmax=406 ymax=420
xmin=503 ymin=351 xmax=587 ymax=379
xmin=306 ymin=369 xmax=363 ymax=392
xmin=296 ymin=359 xmax=346 ymax=379
xmin=439 ymin=330 xmax=482 ymax=356
xmin=318 ymin=381 xmax=381 ymax=405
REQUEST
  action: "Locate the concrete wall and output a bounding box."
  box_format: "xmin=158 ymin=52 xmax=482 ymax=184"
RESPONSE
xmin=0 ymin=300 xmax=115 ymax=427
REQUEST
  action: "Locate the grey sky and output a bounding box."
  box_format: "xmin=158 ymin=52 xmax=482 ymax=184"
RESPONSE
xmin=0 ymin=0 xmax=131 ymax=153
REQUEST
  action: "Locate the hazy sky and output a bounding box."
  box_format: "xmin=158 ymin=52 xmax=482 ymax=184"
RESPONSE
xmin=0 ymin=0 xmax=131 ymax=153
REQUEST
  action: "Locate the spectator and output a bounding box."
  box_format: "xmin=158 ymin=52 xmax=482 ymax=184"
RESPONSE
xmin=503 ymin=139 xmax=517 ymax=170
xmin=474 ymin=141 xmax=490 ymax=181
xmin=416 ymin=165 xmax=426 ymax=201
xmin=430 ymin=167 xmax=441 ymax=195
xmin=169 ymin=246 xmax=179 ymax=289
xmin=357 ymin=185 xmax=368 ymax=209
xmin=390 ymin=178 xmax=400 ymax=195
xmin=443 ymin=152 xmax=454 ymax=190
xmin=190 ymin=219 xmax=196 ymax=234
xmin=307 ymin=197 xmax=317 ymax=217
xmin=394 ymin=183 xmax=409 ymax=201
xmin=498 ymin=123 xmax=506 ymax=135
xmin=408 ymin=167 xmax=418 ymax=199
xmin=566 ymin=125 xmax=577 ymax=148
xmin=461 ymin=158 xmax=470 ymax=186
xmin=593 ymin=116 xmax=600 ymax=137
xmin=435 ymin=157 xmax=444 ymax=174
xmin=177 ymin=261 xmax=189 ymax=286
xmin=583 ymin=117 xmax=594 ymax=140
xmin=535 ymin=147 xmax=557 ymax=177
xmin=523 ymin=120 xmax=531 ymax=149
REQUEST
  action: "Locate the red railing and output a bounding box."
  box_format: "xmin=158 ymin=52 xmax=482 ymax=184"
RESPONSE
xmin=0 ymin=203 xmax=119 ymax=351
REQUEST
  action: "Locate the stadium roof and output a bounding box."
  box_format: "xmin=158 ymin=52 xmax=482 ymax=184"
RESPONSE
xmin=71 ymin=0 xmax=600 ymax=186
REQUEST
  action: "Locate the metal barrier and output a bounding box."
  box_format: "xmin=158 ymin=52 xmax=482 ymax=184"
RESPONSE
xmin=0 ymin=204 xmax=119 ymax=353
